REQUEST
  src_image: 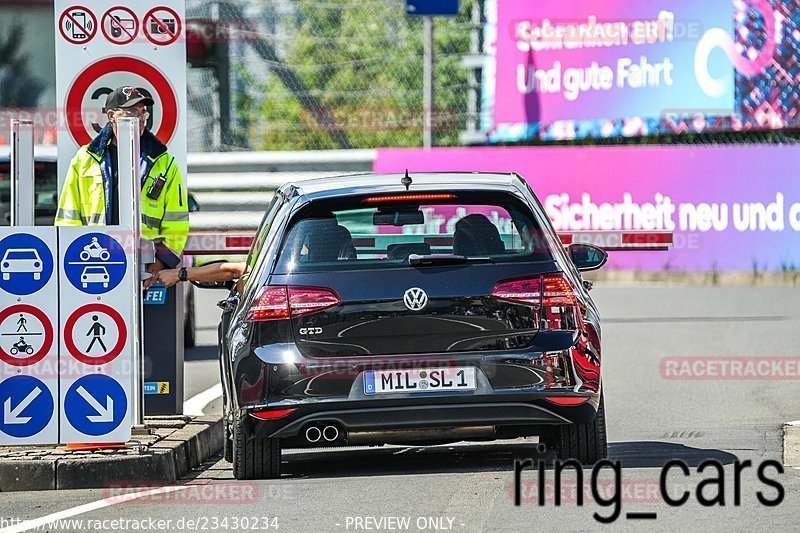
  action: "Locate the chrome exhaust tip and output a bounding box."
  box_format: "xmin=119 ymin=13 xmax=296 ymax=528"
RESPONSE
xmin=305 ymin=426 xmax=322 ymax=443
xmin=322 ymin=425 xmax=340 ymax=442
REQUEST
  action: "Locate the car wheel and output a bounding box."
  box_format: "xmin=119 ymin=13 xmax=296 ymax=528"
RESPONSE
xmin=184 ymin=285 xmax=196 ymax=348
xmin=2 ymin=274 xmax=8 ymax=281
xmin=542 ymin=395 xmax=608 ymax=465
xmin=232 ymin=414 xmax=281 ymax=480
xmin=34 ymin=273 xmax=40 ymax=281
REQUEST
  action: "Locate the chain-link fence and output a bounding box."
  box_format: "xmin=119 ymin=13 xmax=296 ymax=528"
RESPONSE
xmin=186 ymin=0 xmax=478 ymax=152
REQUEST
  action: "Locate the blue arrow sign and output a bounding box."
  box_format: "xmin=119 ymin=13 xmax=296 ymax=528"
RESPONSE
xmin=64 ymin=374 xmax=127 ymax=436
xmin=0 ymin=233 xmax=54 ymax=296
xmin=63 ymin=233 xmax=128 ymax=294
xmin=0 ymin=376 xmax=54 ymax=438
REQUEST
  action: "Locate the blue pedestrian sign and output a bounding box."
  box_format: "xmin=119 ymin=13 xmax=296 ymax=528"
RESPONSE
xmin=64 ymin=374 xmax=127 ymax=436
xmin=406 ymin=0 xmax=459 ymax=16
xmin=0 ymin=233 xmax=54 ymax=296
xmin=0 ymin=376 xmax=54 ymax=438
xmin=63 ymin=233 xmax=128 ymax=294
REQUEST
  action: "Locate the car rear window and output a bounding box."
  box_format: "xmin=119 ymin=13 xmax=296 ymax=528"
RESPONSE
xmin=274 ymin=191 xmax=554 ymax=273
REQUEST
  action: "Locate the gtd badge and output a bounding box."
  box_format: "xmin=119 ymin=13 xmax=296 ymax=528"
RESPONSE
xmin=403 ymin=288 xmax=428 ymax=311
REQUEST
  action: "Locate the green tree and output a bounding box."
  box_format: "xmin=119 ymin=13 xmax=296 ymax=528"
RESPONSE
xmin=252 ymin=0 xmax=472 ymax=150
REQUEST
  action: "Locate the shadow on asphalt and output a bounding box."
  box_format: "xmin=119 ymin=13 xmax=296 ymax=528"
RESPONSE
xmin=270 ymin=441 xmax=738 ymax=479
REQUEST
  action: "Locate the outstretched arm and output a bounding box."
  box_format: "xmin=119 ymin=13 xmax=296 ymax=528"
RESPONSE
xmin=155 ymin=262 xmax=247 ymax=288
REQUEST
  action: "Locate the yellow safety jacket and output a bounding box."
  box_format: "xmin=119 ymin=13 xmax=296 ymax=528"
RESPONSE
xmin=55 ymin=125 xmax=189 ymax=267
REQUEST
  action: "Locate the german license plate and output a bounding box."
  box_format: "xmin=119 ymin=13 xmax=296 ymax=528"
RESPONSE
xmin=363 ymin=367 xmax=476 ymax=395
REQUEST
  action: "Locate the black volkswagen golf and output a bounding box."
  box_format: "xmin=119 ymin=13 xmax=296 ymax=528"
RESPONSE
xmin=218 ymin=173 xmax=609 ymax=479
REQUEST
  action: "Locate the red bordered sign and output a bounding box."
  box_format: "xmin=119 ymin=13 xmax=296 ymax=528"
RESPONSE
xmin=59 ymin=5 xmax=98 ymax=45
xmin=143 ymin=6 xmax=182 ymax=46
xmin=65 ymin=56 xmax=178 ymax=146
xmin=101 ymin=6 xmax=139 ymax=46
xmin=64 ymin=303 xmax=128 ymax=366
xmin=0 ymin=305 xmax=54 ymax=367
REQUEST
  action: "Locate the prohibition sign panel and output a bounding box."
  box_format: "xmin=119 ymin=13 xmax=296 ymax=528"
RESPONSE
xmin=0 ymin=305 xmax=54 ymax=367
xmin=101 ymin=6 xmax=139 ymax=46
xmin=143 ymin=6 xmax=182 ymax=46
xmin=59 ymin=5 xmax=98 ymax=45
xmin=64 ymin=303 xmax=127 ymax=366
xmin=65 ymin=56 xmax=178 ymax=146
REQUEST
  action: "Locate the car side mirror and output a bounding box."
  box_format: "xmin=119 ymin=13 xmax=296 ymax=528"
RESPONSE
xmin=568 ymin=243 xmax=608 ymax=272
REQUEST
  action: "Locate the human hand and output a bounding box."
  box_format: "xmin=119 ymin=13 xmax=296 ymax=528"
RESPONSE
xmin=143 ymin=259 xmax=166 ymax=289
xmin=156 ymin=268 xmax=181 ymax=288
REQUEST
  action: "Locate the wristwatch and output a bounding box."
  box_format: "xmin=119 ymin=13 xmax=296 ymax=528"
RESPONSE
xmin=178 ymin=267 xmax=188 ymax=283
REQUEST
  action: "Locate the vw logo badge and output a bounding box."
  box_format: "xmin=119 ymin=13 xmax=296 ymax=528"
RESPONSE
xmin=403 ymin=287 xmax=428 ymax=311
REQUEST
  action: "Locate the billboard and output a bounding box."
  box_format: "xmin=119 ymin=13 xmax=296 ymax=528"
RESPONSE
xmin=483 ymin=0 xmax=796 ymax=142
xmin=374 ymin=145 xmax=800 ymax=271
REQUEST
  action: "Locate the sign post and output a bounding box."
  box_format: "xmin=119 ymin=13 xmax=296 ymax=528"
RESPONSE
xmin=406 ymin=1 xmax=460 ymax=149
xmin=0 ymin=123 xmax=59 ymax=446
xmin=10 ymin=120 xmax=34 ymax=227
xmin=117 ymin=117 xmax=145 ymax=429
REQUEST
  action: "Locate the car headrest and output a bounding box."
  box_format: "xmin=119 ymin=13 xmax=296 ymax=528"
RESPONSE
xmin=304 ymin=219 xmax=356 ymax=262
xmin=453 ymin=214 xmax=505 ymax=257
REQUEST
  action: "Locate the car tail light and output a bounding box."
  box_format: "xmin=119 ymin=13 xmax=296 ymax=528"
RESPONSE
xmin=491 ymin=273 xmax=580 ymax=330
xmin=250 ymin=407 xmax=297 ymax=420
xmin=490 ymin=277 xmax=542 ymax=305
xmin=288 ymin=286 xmax=341 ymax=317
xmin=542 ymin=274 xmax=578 ymax=307
xmin=247 ymin=286 xmax=290 ymax=322
xmin=246 ymin=286 xmax=340 ymax=322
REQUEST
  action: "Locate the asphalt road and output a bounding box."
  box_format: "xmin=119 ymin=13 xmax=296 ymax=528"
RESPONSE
xmin=1 ymin=285 xmax=799 ymax=532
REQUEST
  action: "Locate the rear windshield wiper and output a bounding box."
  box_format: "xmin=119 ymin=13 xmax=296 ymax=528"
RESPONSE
xmin=408 ymin=254 xmax=494 ymax=267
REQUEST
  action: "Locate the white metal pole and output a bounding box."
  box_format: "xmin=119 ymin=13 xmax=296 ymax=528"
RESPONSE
xmin=423 ymin=16 xmax=435 ymax=149
xmin=10 ymin=120 xmax=35 ymax=227
xmin=117 ymin=117 xmax=145 ymax=428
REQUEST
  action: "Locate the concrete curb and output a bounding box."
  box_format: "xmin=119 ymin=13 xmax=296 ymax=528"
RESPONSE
xmin=783 ymin=420 xmax=800 ymax=468
xmin=0 ymin=416 xmax=223 ymax=492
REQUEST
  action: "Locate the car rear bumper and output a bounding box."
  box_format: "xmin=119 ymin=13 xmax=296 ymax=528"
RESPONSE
xmin=244 ymin=391 xmax=600 ymax=441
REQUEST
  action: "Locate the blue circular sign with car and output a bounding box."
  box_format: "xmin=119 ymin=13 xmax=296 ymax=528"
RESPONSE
xmin=0 ymin=233 xmax=54 ymax=296
xmin=64 ymin=233 xmax=127 ymax=294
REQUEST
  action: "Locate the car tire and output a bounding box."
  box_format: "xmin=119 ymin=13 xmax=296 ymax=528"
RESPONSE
xmin=184 ymin=285 xmax=196 ymax=348
xmin=232 ymin=415 xmax=281 ymax=480
xmin=542 ymin=395 xmax=608 ymax=465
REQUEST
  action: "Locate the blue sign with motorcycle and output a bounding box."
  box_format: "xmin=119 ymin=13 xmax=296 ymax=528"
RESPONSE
xmin=63 ymin=233 xmax=127 ymax=294
xmin=0 ymin=376 xmax=54 ymax=438
xmin=0 ymin=233 xmax=54 ymax=296
xmin=64 ymin=374 xmax=127 ymax=436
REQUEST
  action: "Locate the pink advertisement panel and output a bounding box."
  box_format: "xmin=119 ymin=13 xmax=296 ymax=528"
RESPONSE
xmin=375 ymin=145 xmax=800 ymax=271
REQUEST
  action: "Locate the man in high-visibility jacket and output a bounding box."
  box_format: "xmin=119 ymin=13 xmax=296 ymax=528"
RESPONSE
xmin=56 ymin=86 xmax=189 ymax=277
